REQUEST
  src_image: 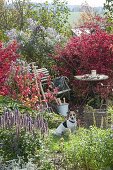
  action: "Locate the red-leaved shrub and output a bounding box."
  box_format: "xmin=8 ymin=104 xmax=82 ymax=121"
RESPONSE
xmin=7 ymin=62 xmax=58 ymax=110
xmin=0 ymin=41 xmax=19 ymax=95
xmin=53 ymin=25 xmax=113 ymax=102
xmin=0 ymin=41 xmax=57 ymax=110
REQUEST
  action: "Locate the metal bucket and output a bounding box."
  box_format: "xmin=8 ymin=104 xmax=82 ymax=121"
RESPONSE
xmin=57 ymin=103 xmax=69 ymax=116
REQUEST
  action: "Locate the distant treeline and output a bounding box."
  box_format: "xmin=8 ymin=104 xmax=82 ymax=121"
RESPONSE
xmin=32 ymin=3 xmax=104 ymax=14
xmin=68 ymin=5 xmax=104 ymax=14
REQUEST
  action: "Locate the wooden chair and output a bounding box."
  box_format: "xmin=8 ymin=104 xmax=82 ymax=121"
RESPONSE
xmin=30 ymin=63 xmax=70 ymax=110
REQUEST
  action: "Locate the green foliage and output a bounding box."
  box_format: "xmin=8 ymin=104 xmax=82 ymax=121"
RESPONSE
xmin=0 ymin=30 xmax=8 ymax=42
xmin=20 ymin=27 xmax=55 ymax=66
xmin=0 ymin=0 xmax=71 ymax=36
xmin=41 ymin=111 xmax=64 ymax=129
xmin=104 ymin=0 xmax=113 ymax=32
xmin=0 ymin=95 xmax=36 ymax=115
xmin=36 ymin=0 xmax=71 ymax=36
xmin=0 ymin=0 xmax=36 ymax=31
xmin=45 ymin=127 xmax=113 ymax=170
xmin=1 ymin=157 xmax=37 ymax=170
xmin=1 ymin=124 xmax=113 ymax=169
xmin=0 ymin=128 xmax=41 ymax=161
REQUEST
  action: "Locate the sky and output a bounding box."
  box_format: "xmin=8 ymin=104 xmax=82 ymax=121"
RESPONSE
xmin=31 ymin=0 xmax=105 ymax=7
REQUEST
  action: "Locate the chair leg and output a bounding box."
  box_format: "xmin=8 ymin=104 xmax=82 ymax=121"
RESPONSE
xmin=39 ymin=83 xmax=49 ymax=109
xmin=67 ymin=91 xmax=71 ymax=101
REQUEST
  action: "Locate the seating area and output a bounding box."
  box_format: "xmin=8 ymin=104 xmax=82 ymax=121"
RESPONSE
xmin=28 ymin=62 xmax=71 ymax=111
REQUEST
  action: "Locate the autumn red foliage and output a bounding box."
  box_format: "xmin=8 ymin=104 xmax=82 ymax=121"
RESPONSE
xmin=8 ymin=63 xmax=57 ymax=109
xmin=53 ymin=22 xmax=113 ymax=102
xmin=0 ymin=41 xmax=57 ymax=110
xmin=0 ymin=41 xmax=19 ymax=96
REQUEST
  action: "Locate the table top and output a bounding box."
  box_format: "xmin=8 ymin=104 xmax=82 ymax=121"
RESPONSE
xmin=74 ymin=74 xmax=109 ymax=81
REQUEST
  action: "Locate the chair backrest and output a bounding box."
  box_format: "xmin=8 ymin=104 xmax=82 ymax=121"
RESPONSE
xmin=53 ymin=76 xmax=70 ymax=94
xmin=36 ymin=68 xmax=50 ymax=82
xmin=32 ymin=66 xmax=70 ymax=95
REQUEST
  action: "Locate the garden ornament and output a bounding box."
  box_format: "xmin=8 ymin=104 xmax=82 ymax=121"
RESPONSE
xmin=54 ymin=111 xmax=77 ymax=136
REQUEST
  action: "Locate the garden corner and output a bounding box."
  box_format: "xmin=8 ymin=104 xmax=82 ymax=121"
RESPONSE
xmin=0 ymin=0 xmax=113 ymax=169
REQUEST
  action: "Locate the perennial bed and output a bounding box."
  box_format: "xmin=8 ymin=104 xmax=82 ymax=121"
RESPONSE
xmin=1 ymin=126 xmax=113 ymax=170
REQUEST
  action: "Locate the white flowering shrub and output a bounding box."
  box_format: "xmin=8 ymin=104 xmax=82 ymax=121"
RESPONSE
xmin=5 ymin=19 xmax=66 ymax=67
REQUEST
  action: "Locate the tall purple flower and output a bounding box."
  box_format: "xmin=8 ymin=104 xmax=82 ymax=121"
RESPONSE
xmin=0 ymin=108 xmax=48 ymax=136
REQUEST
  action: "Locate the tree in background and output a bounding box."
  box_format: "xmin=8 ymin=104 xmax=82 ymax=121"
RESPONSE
xmin=104 ymin=0 xmax=113 ymax=32
xmin=6 ymin=22 xmax=66 ymax=68
xmin=76 ymin=1 xmax=101 ymax=27
xmin=36 ymin=0 xmax=70 ymax=36
xmin=0 ymin=0 xmax=71 ymax=36
xmin=0 ymin=0 xmax=37 ymax=31
xmin=1 ymin=0 xmax=71 ymax=68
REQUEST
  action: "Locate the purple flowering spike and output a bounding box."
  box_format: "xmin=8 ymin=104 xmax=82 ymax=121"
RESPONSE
xmin=33 ymin=119 xmax=36 ymax=129
xmin=44 ymin=125 xmax=47 ymax=134
xmin=23 ymin=114 xmax=26 ymax=127
xmin=28 ymin=120 xmax=32 ymax=132
xmin=26 ymin=116 xmax=30 ymax=126
xmin=16 ymin=125 xmax=20 ymax=137
xmin=4 ymin=110 xmax=8 ymax=122
xmin=7 ymin=109 xmax=10 ymax=117
xmin=2 ymin=115 xmax=5 ymax=129
xmin=11 ymin=112 xmax=14 ymax=126
xmin=45 ymin=121 xmax=48 ymax=133
xmin=14 ymin=108 xmax=19 ymax=115
xmin=15 ymin=108 xmax=20 ymax=124
xmin=21 ymin=116 xmax=24 ymax=127
xmin=7 ymin=118 xmax=11 ymax=128
xmin=11 ymin=114 xmax=15 ymax=126
xmin=17 ymin=115 xmax=20 ymax=125
xmin=0 ymin=116 xmax=3 ymax=128
xmin=14 ymin=113 xmax=17 ymax=125
xmin=0 ymin=116 xmax=2 ymax=127
xmin=37 ymin=118 xmax=39 ymax=128
xmin=39 ymin=117 xmax=43 ymax=129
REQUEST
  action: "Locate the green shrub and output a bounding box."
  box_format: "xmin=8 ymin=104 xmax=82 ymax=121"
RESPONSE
xmin=0 ymin=157 xmax=37 ymax=170
xmin=0 ymin=95 xmax=38 ymax=116
xmin=45 ymin=127 xmax=113 ymax=170
xmin=1 ymin=125 xmax=113 ymax=169
xmin=0 ymin=128 xmax=41 ymax=162
xmin=41 ymin=111 xmax=64 ymax=129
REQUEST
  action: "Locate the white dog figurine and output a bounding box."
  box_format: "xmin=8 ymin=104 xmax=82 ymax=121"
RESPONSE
xmin=54 ymin=111 xmax=77 ymax=136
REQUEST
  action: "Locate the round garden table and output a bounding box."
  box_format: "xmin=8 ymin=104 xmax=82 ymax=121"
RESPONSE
xmin=74 ymin=70 xmax=109 ymax=106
